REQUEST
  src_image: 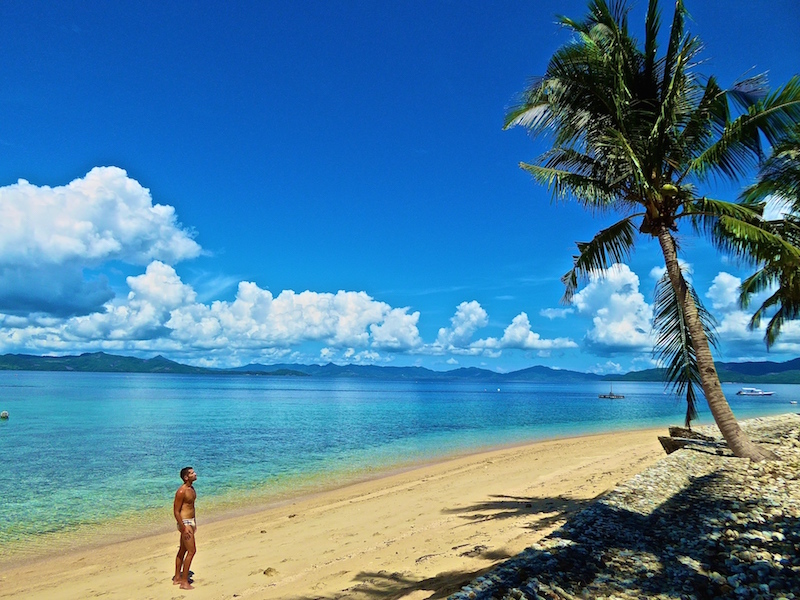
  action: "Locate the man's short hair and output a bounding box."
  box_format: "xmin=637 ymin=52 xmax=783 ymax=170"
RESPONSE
xmin=180 ymin=466 xmax=193 ymax=481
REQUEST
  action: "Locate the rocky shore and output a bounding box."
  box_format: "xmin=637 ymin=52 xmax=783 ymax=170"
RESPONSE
xmin=449 ymin=413 xmax=800 ymax=600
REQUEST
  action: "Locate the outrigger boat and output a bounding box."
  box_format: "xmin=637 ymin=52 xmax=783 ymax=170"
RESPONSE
xmin=599 ymin=384 xmax=624 ymax=399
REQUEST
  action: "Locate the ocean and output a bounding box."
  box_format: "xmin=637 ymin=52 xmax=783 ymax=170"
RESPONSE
xmin=1 ymin=371 xmax=797 ymax=562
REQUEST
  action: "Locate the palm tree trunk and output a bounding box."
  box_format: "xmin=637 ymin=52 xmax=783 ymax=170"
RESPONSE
xmin=657 ymin=228 xmax=776 ymax=461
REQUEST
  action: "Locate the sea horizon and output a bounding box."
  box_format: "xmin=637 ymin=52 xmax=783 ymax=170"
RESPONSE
xmin=2 ymin=371 xmax=798 ymax=564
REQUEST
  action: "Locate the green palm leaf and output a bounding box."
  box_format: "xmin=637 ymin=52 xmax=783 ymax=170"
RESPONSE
xmin=561 ymin=217 xmax=638 ymax=302
xmin=652 ymin=271 xmax=717 ymax=427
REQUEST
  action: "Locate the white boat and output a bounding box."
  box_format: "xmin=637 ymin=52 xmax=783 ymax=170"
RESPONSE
xmin=0 ymin=411 xmax=8 ymax=420
xmin=735 ymin=387 xmax=775 ymax=396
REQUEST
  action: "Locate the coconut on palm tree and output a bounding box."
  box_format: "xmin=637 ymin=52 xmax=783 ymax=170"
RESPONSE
xmin=505 ymin=0 xmax=800 ymax=460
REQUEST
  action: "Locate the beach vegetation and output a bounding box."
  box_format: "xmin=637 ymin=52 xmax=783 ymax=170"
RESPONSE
xmin=505 ymin=0 xmax=800 ymax=460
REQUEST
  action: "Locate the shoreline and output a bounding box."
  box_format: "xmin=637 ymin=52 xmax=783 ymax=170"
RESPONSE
xmin=0 ymin=426 xmax=666 ymax=599
xmin=1 ymin=423 xmax=669 ymax=568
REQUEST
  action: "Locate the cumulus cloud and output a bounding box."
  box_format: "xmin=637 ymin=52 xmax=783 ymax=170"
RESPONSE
xmin=473 ymin=312 xmax=577 ymax=351
xmin=706 ymin=272 xmax=741 ymax=312
xmin=770 ymin=319 xmax=800 ymax=354
xmin=0 ymin=262 xmax=424 ymax=364
xmin=0 ymin=167 xmax=201 ymax=316
xmin=698 ymin=272 xmax=793 ymax=356
xmin=166 ymin=285 xmax=419 ymax=350
xmin=370 ymin=308 xmax=422 ymax=350
xmin=572 ymin=263 xmax=653 ymax=352
xmin=587 ymin=360 xmax=624 ymax=375
xmin=428 ymin=303 xmax=578 ymax=358
xmin=435 ymin=301 xmax=488 ymax=349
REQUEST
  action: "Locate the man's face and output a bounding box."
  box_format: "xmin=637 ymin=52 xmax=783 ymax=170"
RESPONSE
xmin=185 ymin=469 xmax=197 ymax=483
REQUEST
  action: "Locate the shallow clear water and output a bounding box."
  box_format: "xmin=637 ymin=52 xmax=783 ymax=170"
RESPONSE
xmin=1 ymin=371 xmax=797 ymax=559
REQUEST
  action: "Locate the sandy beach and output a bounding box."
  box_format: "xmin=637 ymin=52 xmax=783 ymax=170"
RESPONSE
xmin=0 ymin=429 xmax=664 ymax=600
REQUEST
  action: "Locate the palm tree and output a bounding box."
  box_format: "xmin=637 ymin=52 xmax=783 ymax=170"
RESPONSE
xmin=740 ymin=124 xmax=800 ymax=347
xmin=505 ymin=0 xmax=800 ymax=459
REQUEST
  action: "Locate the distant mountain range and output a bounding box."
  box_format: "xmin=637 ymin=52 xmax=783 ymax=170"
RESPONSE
xmin=0 ymin=352 xmax=304 ymax=377
xmin=617 ymin=357 xmax=800 ymax=384
xmin=229 ymin=362 xmax=601 ymax=382
xmin=1 ymin=351 xmax=800 ymax=383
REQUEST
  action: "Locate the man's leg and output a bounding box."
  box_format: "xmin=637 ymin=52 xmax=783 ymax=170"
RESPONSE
xmin=179 ymin=528 xmax=197 ymax=590
xmin=174 ymin=532 xmax=187 ymax=584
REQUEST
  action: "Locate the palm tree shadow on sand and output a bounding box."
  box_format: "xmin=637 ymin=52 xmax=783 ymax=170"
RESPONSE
xmin=448 ymin=471 xmax=798 ymax=599
xmin=288 ymin=494 xmax=594 ymax=600
xmin=290 ymin=468 xmax=798 ymax=599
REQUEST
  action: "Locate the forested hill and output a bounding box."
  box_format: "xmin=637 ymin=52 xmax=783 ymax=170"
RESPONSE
xmin=616 ymin=358 xmax=800 ymax=384
xmin=1 ymin=352 xmax=800 ymax=383
xmin=0 ymin=352 xmax=212 ymax=374
xmin=231 ymin=362 xmax=601 ymax=382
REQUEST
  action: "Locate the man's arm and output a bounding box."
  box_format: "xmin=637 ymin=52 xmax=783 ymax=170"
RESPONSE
xmin=174 ymin=487 xmax=186 ymax=532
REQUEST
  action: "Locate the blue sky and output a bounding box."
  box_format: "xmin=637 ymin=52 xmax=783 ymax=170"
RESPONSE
xmin=0 ymin=0 xmax=798 ymax=373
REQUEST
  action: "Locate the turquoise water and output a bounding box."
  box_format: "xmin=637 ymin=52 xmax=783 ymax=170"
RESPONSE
xmin=1 ymin=371 xmax=797 ymax=560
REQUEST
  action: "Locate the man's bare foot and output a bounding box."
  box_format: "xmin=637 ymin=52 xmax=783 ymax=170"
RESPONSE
xmin=180 ymin=581 xmax=194 ymax=590
xmin=173 ymin=576 xmax=181 ymax=585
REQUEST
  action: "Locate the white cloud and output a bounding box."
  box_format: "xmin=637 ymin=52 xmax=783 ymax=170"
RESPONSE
xmin=436 ymin=301 xmax=488 ymax=349
xmin=344 ymin=348 xmax=381 ymax=363
xmin=698 ymin=272 xmax=797 ymax=356
xmin=572 ymin=263 xmax=653 ymax=352
xmin=706 ymin=272 xmax=741 ymax=312
xmin=587 ymin=360 xmax=624 ymax=375
xmin=370 ymin=308 xmax=422 ymax=350
xmin=0 ymin=263 xmax=425 ymax=365
xmin=0 ymin=167 xmax=201 ymax=316
xmin=473 ymin=312 xmax=577 ymax=351
xmin=0 ymin=166 xmax=200 ymax=267
xmin=715 ymin=310 xmax=761 ymax=342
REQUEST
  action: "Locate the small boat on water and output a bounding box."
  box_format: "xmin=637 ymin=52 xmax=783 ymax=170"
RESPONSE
xmin=735 ymin=387 xmax=775 ymax=396
xmin=0 ymin=411 xmax=8 ymax=420
xmin=599 ymin=384 xmax=624 ymax=399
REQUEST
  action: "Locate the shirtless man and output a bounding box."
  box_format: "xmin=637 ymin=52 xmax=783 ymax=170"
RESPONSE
xmin=173 ymin=466 xmax=198 ymax=590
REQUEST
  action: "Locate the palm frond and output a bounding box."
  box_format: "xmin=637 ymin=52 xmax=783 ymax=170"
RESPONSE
xmin=741 ymin=254 xmax=800 ymax=348
xmin=691 ymin=75 xmax=800 ymax=181
xmin=642 ymin=0 xmax=661 ymax=88
xmin=652 ymin=272 xmax=717 ymax=427
xmin=561 ymin=217 xmax=638 ymax=302
xmin=659 ymin=0 xmax=687 ymax=101
xmin=520 ymin=163 xmax=619 ymax=208
xmin=741 ymin=122 xmax=800 ymax=209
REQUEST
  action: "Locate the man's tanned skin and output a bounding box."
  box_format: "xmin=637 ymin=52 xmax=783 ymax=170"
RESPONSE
xmin=173 ymin=467 xmax=197 ymax=590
